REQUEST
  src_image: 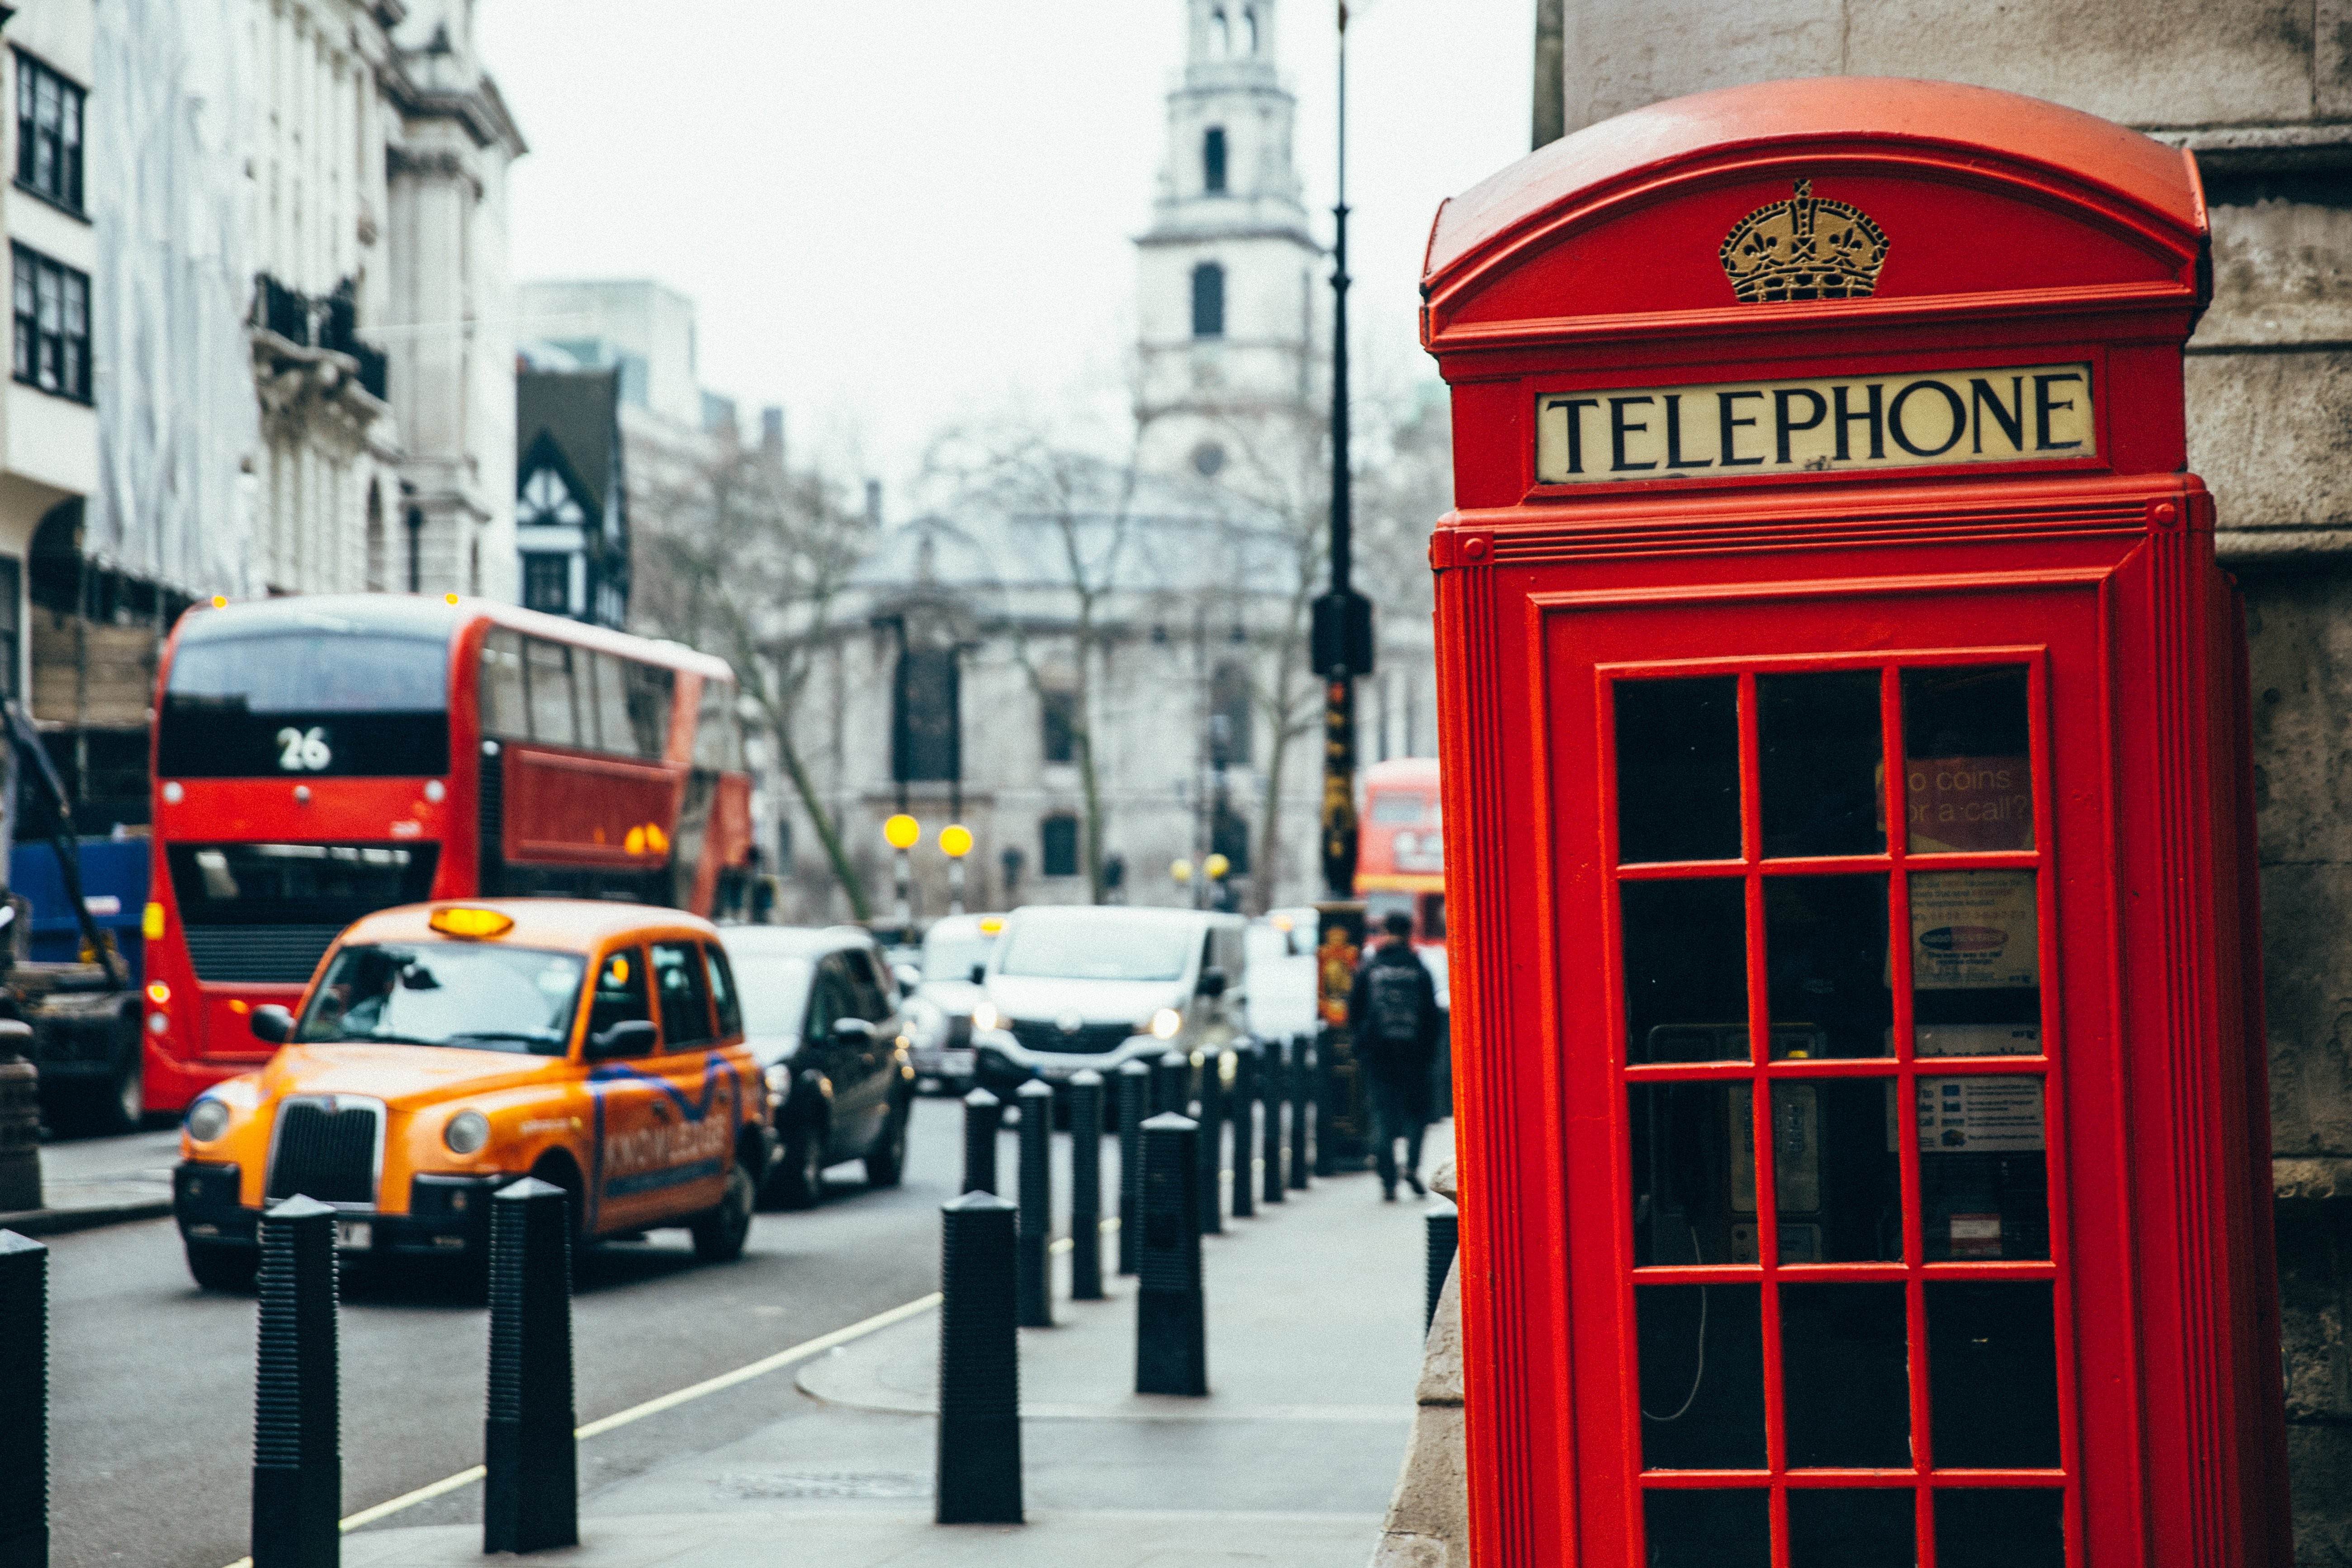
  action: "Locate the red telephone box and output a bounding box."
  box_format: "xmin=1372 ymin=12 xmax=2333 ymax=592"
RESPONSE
xmin=1423 ymin=79 xmax=2289 ymax=1567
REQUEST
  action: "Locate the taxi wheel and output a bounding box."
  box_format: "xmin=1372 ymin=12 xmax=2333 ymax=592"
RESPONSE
xmin=865 ymin=1100 xmax=908 ymax=1189
xmin=185 ymin=1241 xmax=258 ymax=1293
xmin=691 ymin=1160 xmax=756 ymax=1263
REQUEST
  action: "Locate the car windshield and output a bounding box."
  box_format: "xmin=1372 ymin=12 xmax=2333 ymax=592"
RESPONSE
xmin=923 ymin=934 xmax=999 ymax=982
xmin=997 ymin=920 xmax=1193 ymax=982
xmin=296 ymin=943 xmax=584 ymax=1055
xmin=726 ymin=952 xmax=814 ymax=1037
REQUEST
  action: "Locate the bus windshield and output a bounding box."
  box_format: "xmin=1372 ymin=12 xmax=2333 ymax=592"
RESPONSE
xmin=296 ymin=943 xmax=584 ymax=1055
xmin=158 ymin=624 xmax=450 ymax=777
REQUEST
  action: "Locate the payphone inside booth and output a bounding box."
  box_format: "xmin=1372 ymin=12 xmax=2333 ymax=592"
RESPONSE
xmin=1422 ymin=80 xmax=2289 ymax=1568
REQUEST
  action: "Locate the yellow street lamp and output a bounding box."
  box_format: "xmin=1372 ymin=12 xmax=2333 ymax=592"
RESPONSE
xmin=884 ymin=814 xmax=921 ymax=850
xmin=1170 ymin=858 xmax=1194 ymax=885
xmin=1203 ymin=853 xmax=1230 ymax=881
xmin=940 ymin=824 xmax=973 ymax=915
xmin=883 ymin=814 xmax=920 ymax=929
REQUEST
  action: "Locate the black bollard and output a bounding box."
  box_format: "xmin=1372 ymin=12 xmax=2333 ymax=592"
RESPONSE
xmin=1195 ymin=1051 xmax=1224 ymax=1236
xmin=1067 ymin=1070 xmax=1105 ymax=1301
xmin=1229 ymin=1048 xmax=1255 ymax=1220
xmin=962 ymin=1087 xmax=1002 ymax=1195
xmin=1260 ymin=1040 xmax=1286 ymax=1205
xmin=250 ymin=1195 xmax=339 ymax=1568
xmin=1115 ymin=1059 xmax=1150 ymax=1276
xmin=1289 ymin=1035 xmax=1312 ymax=1190
xmin=937 ymin=1192 xmax=1022 ymax=1525
xmin=1312 ymin=1028 xmax=1335 ymax=1177
xmin=483 ymin=1178 xmax=577 ymax=1555
xmin=1014 ymin=1079 xmax=1054 ymax=1328
xmin=1154 ymin=1046 xmax=1190 ymax=1119
xmin=0 ymin=1232 xmax=46 ymax=1568
xmin=1425 ymin=1201 xmax=1459 ymax=1332
xmin=1135 ymin=1112 xmax=1207 ymax=1396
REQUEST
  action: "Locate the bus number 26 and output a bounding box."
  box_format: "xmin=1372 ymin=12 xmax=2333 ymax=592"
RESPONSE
xmin=276 ymin=727 xmax=332 ymax=772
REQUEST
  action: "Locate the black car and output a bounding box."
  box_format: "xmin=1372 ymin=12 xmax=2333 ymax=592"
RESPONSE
xmin=719 ymin=925 xmax=914 ymax=1208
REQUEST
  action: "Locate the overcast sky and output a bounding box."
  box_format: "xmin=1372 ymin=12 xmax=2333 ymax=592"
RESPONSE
xmin=478 ymin=0 xmax=1533 ymax=508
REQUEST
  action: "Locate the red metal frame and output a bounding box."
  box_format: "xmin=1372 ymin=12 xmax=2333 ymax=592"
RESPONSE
xmin=1423 ymin=79 xmax=2288 ymax=1568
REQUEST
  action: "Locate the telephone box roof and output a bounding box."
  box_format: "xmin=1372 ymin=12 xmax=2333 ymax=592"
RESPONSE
xmin=1423 ymin=76 xmax=2205 ymax=296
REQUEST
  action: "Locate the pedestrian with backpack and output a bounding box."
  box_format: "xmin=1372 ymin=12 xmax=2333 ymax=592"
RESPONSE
xmin=1349 ymin=910 xmax=1443 ymax=1201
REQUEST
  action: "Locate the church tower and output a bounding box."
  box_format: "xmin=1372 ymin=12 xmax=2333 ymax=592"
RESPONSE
xmin=1135 ymin=0 xmax=1321 ymax=490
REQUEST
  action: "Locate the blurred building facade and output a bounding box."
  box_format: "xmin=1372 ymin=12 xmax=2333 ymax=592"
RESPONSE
xmin=513 ymin=365 xmax=627 ymax=627
xmin=1544 ymin=8 xmax=2352 ymax=1559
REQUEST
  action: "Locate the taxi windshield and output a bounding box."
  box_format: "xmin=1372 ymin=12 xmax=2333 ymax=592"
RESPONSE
xmin=297 ymin=943 xmax=585 ymax=1055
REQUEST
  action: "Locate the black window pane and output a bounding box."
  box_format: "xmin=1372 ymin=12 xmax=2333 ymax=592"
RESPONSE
xmin=1765 ymin=874 xmax=1890 ymax=1059
xmin=1616 ymin=677 xmax=1740 ymax=862
xmin=1903 ymin=666 xmax=2032 ymax=853
xmin=1926 ymin=1282 xmax=2061 ymax=1469
xmin=1774 ymin=1079 xmax=1902 ymax=1263
xmin=1040 ymin=815 xmax=1080 ymax=878
xmin=1644 ymin=1489 xmax=1769 ymax=1568
xmin=1637 ymin=1284 xmax=1765 ymax=1470
xmin=1623 ymin=879 xmax=1746 ymax=1063
xmin=1787 ymin=1489 xmax=1915 ymax=1568
xmin=1759 ymin=671 xmax=1884 ymax=857
xmin=1936 ymin=1489 xmax=2064 ymax=1568
xmin=1631 ymin=1082 xmax=1756 ymax=1266
xmin=1782 ymin=1284 xmax=1910 ymax=1466
xmin=1918 ymin=1075 xmax=2049 ymax=1260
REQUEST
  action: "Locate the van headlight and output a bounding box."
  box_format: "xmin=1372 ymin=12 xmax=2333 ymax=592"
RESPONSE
xmin=972 ymin=1002 xmax=999 ymax=1032
xmin=443 ymin=1110 xmax=490 ymax=1156
xmin=765 ymin=1063 xmax=790 ymax=1095
xmin=1150 ymin=1008 xmax=1183 ymax=1039
xmin=185 ymin=1098 xmax=231 ymax=1143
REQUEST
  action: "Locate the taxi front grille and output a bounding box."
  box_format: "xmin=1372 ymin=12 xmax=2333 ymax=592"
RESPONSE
xmin=266 ymin=1097 xmax=383 ymax=1206
xmin=1008 ymin=1020 xmax=1137 ymax=1056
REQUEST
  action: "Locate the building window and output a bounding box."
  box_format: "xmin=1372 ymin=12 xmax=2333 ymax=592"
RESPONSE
xmin=517 ymin=466 xmax=587 ymax=526
xmin=1041 ymin=814 xmax=1080 ymax=879
xmin=1191 ymin=262 xmax=1225 ymax=339
xmin=1210 ymin=658 xmax=1252 ymax=766
xmin=1041 ymin=687 xmax=1077 ymax=765
xmin=1203 ymin=126 xmax=1227 ymax=193
xmin=14 ymin=52 xmax=83 ymax=213
xmin=523 ymin=553 xmax=572 ymax=615
xmin=893 ymin=646 xmax=961 ymax=783
xmin=11 ymin=246 xmax=88 ymax=402
xmin=0 ymin=554 xmax=19 ymax=701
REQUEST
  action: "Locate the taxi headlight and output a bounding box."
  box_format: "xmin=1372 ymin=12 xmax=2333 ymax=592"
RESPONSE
xmin=971 ymin=1002 xmax=999 ymax=1032
xmin=443 ymin=1110 xmax=491 ymax=1156
xmin=185 ymin=1098 xmax=231 ymax=1143
xmin=1150 ymin=1007 xmax=1183 ymax=1040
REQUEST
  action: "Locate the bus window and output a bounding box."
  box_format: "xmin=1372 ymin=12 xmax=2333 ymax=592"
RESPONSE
xmin=695 ymin=680 xmax=744 ymax=771
xmin=625 ymin=662 xmax=674 ymax=759
xmin=480 ymin=630 xmax=528 ymax=738
xmin=1372 ymin=791 xmax=1431 ymax=824
xmin=589 ymin=653 xmax=634 ymax=757
xmin=524 ymin=639 xmax=578 ymax=747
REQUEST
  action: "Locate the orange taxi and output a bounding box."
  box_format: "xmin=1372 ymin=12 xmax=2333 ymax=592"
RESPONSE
xmin=171 ymin=900 xmax=768 ymax=1290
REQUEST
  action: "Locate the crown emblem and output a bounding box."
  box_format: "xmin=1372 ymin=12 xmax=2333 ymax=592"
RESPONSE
xmin=1718 ymin=179 xmax=1889 ymax=304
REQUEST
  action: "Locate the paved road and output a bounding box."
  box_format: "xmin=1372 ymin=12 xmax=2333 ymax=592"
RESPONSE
xmin=43 ymin=1098 xmax=975 ymax=1568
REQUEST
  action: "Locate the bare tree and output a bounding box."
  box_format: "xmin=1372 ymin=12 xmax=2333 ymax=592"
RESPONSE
xmin=632 ymin=429 xmax=876 ymax=918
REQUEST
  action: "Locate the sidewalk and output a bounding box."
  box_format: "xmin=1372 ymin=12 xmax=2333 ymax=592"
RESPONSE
xmin=0 ymin=1126 xmax=177 ymax=1236
xmin=345 ymin=1132 xmax=1441 ymax=1567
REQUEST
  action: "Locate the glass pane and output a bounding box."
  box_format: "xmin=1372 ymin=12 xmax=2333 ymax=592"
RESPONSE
xmin=1759 ymin=670 xmax=1884 ymax=857
xmin=1636 ymin=1284 xmax=1765 ymax=1469
xmin=1918 ymin=1076 xmax=2049 ymax=1260
xmin=1903 ymin=666 xmax=2032 ymax=853
xmin=1643 ymin=1490 xmax=1769 ymax=1567
xmin=592 ymin=653 xmax=633 ymax=755
xmin=1909 ymin=870 xmax=2040 ymax=1054
xmin=1766 ymin=875 xmax=1890 ymax=1059
xmin=479 ymin=630 xmax=528 ymax=737
xmin=1617 ymin=677 xmax=1740 ymax=863
xmin=1926 ymin=1282 xmax=2060 ymax=1469
xmin=525 ymin=638 xmax=577 ymax=746
xmin=1935 ymin=1489 xmax=2064 ymax=1568
xmin=1782 ymin=1284 xmax=1910 ymax=1466
xmin=1773 ymin=1080 xmax=1902 ymax=1263
xmin=1630 ymin=1083 xmax=1757 ymax=1266
xmin=1787 ymin=1488 xmax=1915 ymax=1567
xmin=1623 ymin=879 xmax=1747 ymax=1063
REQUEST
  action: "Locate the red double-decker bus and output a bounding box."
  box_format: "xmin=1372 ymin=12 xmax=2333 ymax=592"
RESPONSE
xmin=142 ymin=594 xmax=754 ymax=1113
xmin=1356 ymin=756 xmax=1445 ymax=943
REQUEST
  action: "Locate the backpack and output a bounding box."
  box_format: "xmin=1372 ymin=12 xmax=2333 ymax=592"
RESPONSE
xmin=1365 ymin=961 xmax=1425 ymax=1047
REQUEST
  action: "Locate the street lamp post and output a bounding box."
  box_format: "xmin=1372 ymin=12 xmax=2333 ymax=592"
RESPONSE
xmin=941 ymin=824 xmax=974 ymax=917
xmin=884 ymin=813 xmax=920 ymax=930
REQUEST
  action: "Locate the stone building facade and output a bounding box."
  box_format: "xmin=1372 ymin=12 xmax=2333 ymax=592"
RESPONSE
xmin=1546 ymin=6 xmax=2352 ymax=1559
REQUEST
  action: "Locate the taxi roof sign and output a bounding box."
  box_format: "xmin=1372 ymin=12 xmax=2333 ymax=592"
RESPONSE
xmin=429 ymin=906 xmax=516 ymax=939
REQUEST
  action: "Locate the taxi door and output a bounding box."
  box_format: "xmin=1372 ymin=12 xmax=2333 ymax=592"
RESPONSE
xmin=584 ymin=945 xmax=671 ymax=1235
xmin=644 ymin=938 xmax=736 ymax=1220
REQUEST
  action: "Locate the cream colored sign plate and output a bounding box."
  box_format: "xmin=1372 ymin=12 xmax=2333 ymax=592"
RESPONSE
xmin=1534 ymin=362 xmax=2095 ymax=484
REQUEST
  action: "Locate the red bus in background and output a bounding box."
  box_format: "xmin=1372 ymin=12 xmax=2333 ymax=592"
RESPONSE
xmin=142 ymin=594 xmax=754 ymax=1113
xmin=1356 ymin=756 xmax=1445 ymax=944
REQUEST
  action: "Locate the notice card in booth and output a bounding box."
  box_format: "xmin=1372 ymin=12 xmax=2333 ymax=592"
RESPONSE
xmin=1908 ymin=870 xmax=2038 ymax=990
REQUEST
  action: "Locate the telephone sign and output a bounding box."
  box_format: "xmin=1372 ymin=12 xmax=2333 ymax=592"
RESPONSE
xmin=1422 ymin=79 xmax=2288 ymax=1568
